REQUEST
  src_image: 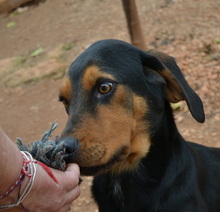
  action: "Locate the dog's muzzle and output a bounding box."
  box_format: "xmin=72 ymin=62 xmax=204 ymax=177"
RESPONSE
xmin=59 ymin=137 xmax=80 ymax=163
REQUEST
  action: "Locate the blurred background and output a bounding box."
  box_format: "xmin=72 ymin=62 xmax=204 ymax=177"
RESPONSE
xmin=0 ymin=0 xmax=219 ymax=211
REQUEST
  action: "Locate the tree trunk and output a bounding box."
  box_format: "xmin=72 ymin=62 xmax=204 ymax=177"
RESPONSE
xmin=122 ymin=0 xmax=146 ymax=50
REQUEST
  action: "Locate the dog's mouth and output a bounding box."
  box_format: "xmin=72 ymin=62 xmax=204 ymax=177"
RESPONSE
xmin=58 ymin=136 xmax=129 ymax=176
xmin=79 ymin=146 xmax=128 ymax=176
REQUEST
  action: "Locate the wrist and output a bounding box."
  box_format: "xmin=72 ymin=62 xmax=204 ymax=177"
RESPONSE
xmin=0 ymin=151 xmax=37 ymax=210
xmin=21 ymin=162 xmax=58 ymax=211
xmin=0 ymin=174 xmax=31 ymax=212
xmin=0 ymin=153 xmax=23 ymax=206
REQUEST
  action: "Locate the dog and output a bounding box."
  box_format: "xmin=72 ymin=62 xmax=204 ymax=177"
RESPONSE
xmin=58 ymin=39 xmax=220 ymax=212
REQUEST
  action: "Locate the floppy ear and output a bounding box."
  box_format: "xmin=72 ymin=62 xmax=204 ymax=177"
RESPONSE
xmin=142 ymin=49 xmax=205 ymax=123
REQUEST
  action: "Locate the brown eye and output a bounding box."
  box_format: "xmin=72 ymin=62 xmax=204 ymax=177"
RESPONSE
xmin=98 ymin=82 xmax=112 ymax=94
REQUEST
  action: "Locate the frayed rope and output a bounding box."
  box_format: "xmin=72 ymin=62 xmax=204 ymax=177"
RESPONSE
xmin=16 ymin=123 xmax=67 ymax=171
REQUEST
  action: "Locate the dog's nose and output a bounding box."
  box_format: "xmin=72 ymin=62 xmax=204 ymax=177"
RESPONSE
xmin=62 ymin=137 xmax=79 ymax=154
xmin=60 ymin=137 xmax=79 ymax=163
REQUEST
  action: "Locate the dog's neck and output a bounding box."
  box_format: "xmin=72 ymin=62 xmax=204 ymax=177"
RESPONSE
xmin=144 ymin=102 xmax=186 ymax=179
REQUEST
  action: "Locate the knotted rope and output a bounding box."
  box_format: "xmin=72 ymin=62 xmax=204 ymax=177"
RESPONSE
xmin=16 ymin=123 xmax=67 ymax=171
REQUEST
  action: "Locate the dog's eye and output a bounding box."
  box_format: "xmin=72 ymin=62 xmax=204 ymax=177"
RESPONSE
xmin=59 ymin=96 xmax=69 ymax=114
xmin=98 ymin=82 xmax=112 ymax=94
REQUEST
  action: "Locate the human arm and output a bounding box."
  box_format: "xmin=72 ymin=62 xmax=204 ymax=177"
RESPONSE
xmin=0 ymin=128 xmax=80 ymax=212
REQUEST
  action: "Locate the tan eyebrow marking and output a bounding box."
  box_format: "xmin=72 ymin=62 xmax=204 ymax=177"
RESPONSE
xmin=59 ymin=77 xmax=72 ymax=103
xmin=82 ymin=65 xmax=115 ymax=91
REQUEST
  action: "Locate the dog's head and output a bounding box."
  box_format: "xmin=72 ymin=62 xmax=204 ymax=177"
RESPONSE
xmin=58 ymin=39 xmax=205 ymax=176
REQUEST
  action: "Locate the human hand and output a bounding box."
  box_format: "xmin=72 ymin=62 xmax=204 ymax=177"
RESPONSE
xmin=21 ymin=163 xmax=80 ymax=212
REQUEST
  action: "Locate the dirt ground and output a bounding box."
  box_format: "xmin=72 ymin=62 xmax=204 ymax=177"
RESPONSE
xmin=0 ymin=0 xmax=219 ymax=211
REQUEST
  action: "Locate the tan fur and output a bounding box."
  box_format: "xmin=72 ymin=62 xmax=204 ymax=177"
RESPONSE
xmin=69 ymin=85 xmax=134 ymax=168
xmin=82 ymin=66 xmax=114 ymax=91
xmin=147 ymin=49 xmax=184 ymax=103
xmin=59 ymin=77 xmax=72 ymax=107
xmin=161 ymin=69 xmax=184 ymax=103
xmin=111 ymin=95 xmax=150 ymax=174
xmin=61 ymin=65 xmax=151 ymax=174
xmin=66 ymin=82 xmax=150 ymax=173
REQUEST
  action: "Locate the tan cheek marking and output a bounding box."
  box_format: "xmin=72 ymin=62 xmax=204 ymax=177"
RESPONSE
xmin=111 ymin=94 xmax=150 ymax=174
xmin=112 ymin=85 xmax=129 ymax=105
xmin=60 ymin=77 xmax=72 ymax=105
xmin=128 ymin=132 xmax=150 ymax=164
xmin=82 ymin=65 xmax=115 ymax=91
xmin=73 ymin=104 xmax=133 ymax=167
xmin=110 ymin=132 xmax=150 ymax=175
xmin=130 ymin=94 xmax=150 ymax=160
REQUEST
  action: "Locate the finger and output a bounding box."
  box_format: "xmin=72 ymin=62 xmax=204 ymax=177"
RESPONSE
xmin=59 ymin=203 xmax=72 ymax=212
xmin=65 ymin=185 xmax=81 ymax=204
xmin=66 ymin=163 xmax=80 ymax=176
xmin=65 ymin=163 xmax=81 ymax=186
xmin=52 ymin=163 xmax=81 ymax=192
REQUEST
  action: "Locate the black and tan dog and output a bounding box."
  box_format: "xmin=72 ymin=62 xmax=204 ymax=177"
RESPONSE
xmin=58 ymin=39 xmax=220 ymax=212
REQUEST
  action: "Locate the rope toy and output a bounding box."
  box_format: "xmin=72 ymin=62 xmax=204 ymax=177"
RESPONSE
xmin=16 ymin=123 xmax=67 ymax=171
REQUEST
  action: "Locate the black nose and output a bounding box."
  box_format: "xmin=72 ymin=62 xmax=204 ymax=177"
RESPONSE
xmin=62 ymin=137 xmax=79 ymax=154
xmin=59 ymin=137 xmax=79 ymax=163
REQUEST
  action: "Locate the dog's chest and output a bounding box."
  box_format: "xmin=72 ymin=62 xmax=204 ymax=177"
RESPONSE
xmin=111 ymin=178 xmax=124 ymax=203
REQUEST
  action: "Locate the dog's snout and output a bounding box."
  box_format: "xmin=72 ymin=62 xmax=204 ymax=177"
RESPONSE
xmin=62 ymin=137 xmax=79 ymax=154
xmin=60 ymin=137 xmax=79 ymax=163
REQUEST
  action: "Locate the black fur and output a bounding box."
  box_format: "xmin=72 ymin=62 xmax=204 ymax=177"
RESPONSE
xmin=61 ymin=39 xmax=220 ymax=212
xmin=92 ymin=104 xmax=220 ymax=211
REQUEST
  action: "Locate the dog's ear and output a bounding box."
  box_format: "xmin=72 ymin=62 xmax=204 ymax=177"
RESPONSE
xmin=142 ymin=49 xmax=205 ymax=123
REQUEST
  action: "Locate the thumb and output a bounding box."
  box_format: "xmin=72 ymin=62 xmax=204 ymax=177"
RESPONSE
xmin=66 ymin=163 xmax=80 ymax=175
xmin=65 ymin=163 xmax=81 ymax=184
